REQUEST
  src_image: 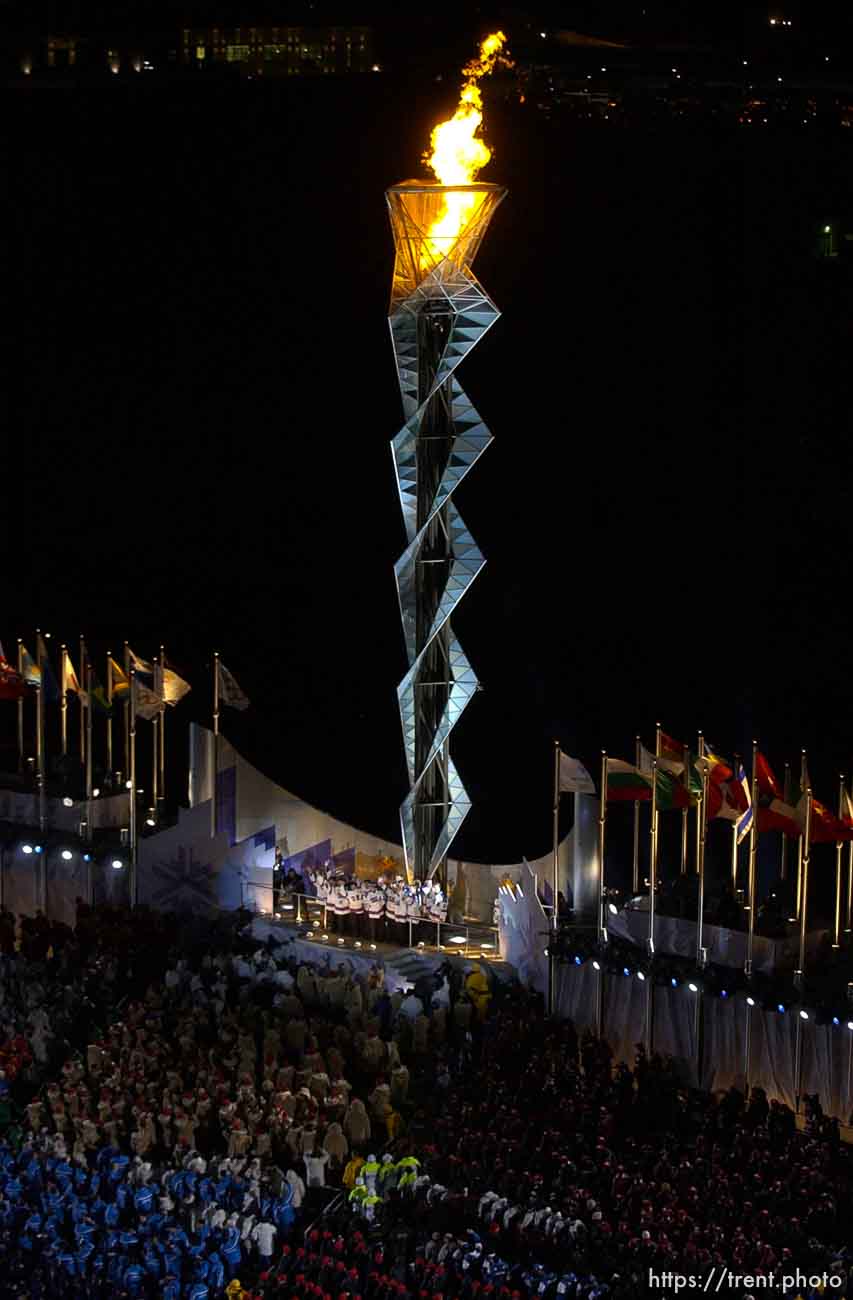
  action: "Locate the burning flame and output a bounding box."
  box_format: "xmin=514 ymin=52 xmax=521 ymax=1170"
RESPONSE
xmin=421 ymin=31 xmax=512 ymax=267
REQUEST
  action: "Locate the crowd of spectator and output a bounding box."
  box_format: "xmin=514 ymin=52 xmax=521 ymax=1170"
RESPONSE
xmin=0 ymin=897 xmax=850 ymax=1299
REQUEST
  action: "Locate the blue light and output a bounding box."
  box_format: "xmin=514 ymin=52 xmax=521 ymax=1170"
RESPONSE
xmin=671 ymin=977 xmax=678 ymax=987
xmin=574 ymin=955 xmax=582 ymax=966
xmin=34 ymin=845 xmax=43 ymax=854
xmin=721 ymin=990 xmax=728 ymax=998
xmin=623 ymin=966 xmax=630 ymax=977
xmin=777 ymin=1004 xmax=785 ymax=1014
xmin=833 ymin=1017 xmax=840 ymax=1026
xmin=83 ymin=853 xmax=91 ymax=862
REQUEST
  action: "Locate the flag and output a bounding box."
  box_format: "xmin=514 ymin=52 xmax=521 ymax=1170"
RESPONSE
xmin=162 ymin=664 xmax=191 ymax=707
xmin=218 ymin=661 xmax=250 ymax=711
xmin=19 ymin=645 xmax=40 ymax=688
xmin=606 ymin=757 xmax=652 ymax=802
xmin=89 ymin=669 xmax=112 ymax=716
xmin=657 ymin=731 xmax=686 ymax=776
xmin=639 ymin=746 xmax=690 ymax=810
xmin=37 ymin=635 xmax=60 ymax=704
xmin=62 ymin=648 xmax=82 ymax=697
xmin=128 ymin=648 xmax=154 ymax=681
xmin=700 ymin=744 xmax=733 ymax=785
xmin=0 ymin=654 xmax=26 ymax=702
xmin=109 ymin=657 xmax=130 ymax=699
xmin=134 ymin=678 xmax=163 ymax=722
xmin=755 ymin=752 xmax=782 ymax=799
xmin=558 ymin=751 xmax=595 ymax=795
xmin=735 ymin=765 xmax=753 ymax=844
xmin=797 ymin=794 xmax=853 ymax=844
xmin=845 ymin=788 xmax=853 ymax=824
xmin=753 ymin=752 xmax=799 ymax=835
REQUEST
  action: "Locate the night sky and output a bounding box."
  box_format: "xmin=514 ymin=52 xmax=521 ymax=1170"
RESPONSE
xmin=7 ymin=52 xmax=853 ymax=896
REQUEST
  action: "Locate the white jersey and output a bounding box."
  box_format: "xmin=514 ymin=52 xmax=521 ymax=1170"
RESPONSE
xmin=347 ymin=887 xmax=364 ymax=914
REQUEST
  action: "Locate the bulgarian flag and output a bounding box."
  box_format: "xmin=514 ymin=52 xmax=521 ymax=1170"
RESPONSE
xmin=606 ymin=757 xmax=652 ymax=802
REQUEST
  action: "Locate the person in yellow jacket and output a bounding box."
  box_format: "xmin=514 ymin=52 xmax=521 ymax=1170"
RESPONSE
xmin=348 ymin=1176 xmax=369 ymax=1208
xmin=465 ymin=964 xmax=491 ymax=1019
xmin=385 ymin=1108 xmax=404 ymax=1141
xmin=342 ymin=1153 xmax=365 ymax=1190
xmin=225 ymin=1281 xmax=247 ymax=1300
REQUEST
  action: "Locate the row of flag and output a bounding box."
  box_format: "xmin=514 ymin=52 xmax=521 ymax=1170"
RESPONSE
xmin=0 ymin=638 xmax=250 ymax=719
xmin=556 ymin=731 xmax=853 ymax=847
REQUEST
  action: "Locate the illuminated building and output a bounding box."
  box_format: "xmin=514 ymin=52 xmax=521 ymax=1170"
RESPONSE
xmin=179 ymin=25 xmax=373 ymax=76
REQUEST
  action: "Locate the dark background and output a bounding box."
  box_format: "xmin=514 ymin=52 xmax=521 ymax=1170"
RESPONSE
xmin=6 ymin=47 xmax=853 ymax=891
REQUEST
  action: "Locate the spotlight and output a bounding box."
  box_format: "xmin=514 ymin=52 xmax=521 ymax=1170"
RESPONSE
xmin=747 ymin=996 xmax=755 ymax=1007
xmin=688 ymin=982 xmax=698 ymax=993
xmin=573 ymin=955 xmax=582 ymax=966
xmin=92 ymin=788 xmax=100 ymax=798
xmin=34 ymin=846 xmax=42 ymax=854
xmin=671 ymin=978 xmax=678 ymax=988
xmin=637 ymin=971 xmax=646 ymax=982
xmin=592 ymin=960 xmax=601 ymax=971
xmin=832 ymin=1016 xmax=840 ymax=1026
xmin=21 ymin=845 xmax=33 ymax=855
xmin=777 ymin=1004 xmax=785 ymax=1014
xmin=111 ymin=859 xmax=123 ymax=870
xmin=623 ymin=967 xmax=631 ymax=977
xmin=61 ymin=850 xmax=73 ymax=861
xmin=800 ymin=1010 xmax=809 ymax=1020
xmin=847 ymin=1022 xmax=853 ymax=1031
xmin=608 ymin=903 xmax=618 ymax=915
xmin=62 ymin=796 xmax=73 ymax=807
xmin=83 ymin=854 xmax=91 ymax=862
xmin=721 ymin=990 xmax=728 ymax=998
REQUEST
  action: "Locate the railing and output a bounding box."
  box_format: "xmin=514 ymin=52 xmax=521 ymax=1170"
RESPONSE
xmin=241 ymin=884 xmax=501 ymax=959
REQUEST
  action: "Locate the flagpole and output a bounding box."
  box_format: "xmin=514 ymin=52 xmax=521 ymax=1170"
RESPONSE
xmin=212 ymin=652 xmax=220 ymax=839
xmin=123 ymin=641 xmax=130 ymax=788
xmin=106 ymin=651 xmax=113 ymax=779
xmin=152 ymin=657 xmax=160 ymax=815
xmin=158 ymin=642 xmax=166 ymax=811
xmin=78 ymin=635 xmax=86 ymax=765
xmin=85 ymin=665 xmax=93 ymax=843
xmin=696 ymin=739 xmax=708 ymax=966
xmin=834 ymin=773 xmax=845 ymax=949
xmin=793 ymin=788 xmax=812 ymax=1112
xmin=129 ymin=669 xmax=137 ymax=908
xmin=632 ymin=735 xmax=641 ymax=894
xmin=35 ymin=630 xmax=46 ymax=834
xmin=781 ymin=762 xmax=791 ymax=881
xmin=745 ymin=741 xmax=759 ymax=976
xmin=646 ymin=751 xmax=658 ymax=1057
xmin=16 ymin=639 xmax=24 ymax=774
xmin=695 ymin=731 xmax=704 ymax=876
xmin=847 ymin=773 xmax=853 ymax=936
xmin=681 ymin=743 xmax=689 ymax=875
xmin=792 ymin=749 xmax=806 ymax=921
xmin=549 ymin=739 xmax=560 ymax=1016
xmin=60 ymin=643 xmax=68 ymax=758
xmin=596 ymin=749 xmax=607 ymax=1038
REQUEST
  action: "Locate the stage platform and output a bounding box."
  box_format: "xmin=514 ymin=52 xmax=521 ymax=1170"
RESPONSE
xmin=249 ymin=915 xmax=516 ymax=994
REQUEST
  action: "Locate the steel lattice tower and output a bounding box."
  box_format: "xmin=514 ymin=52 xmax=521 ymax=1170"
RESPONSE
xmin=386 ymin=181 xmax=506 ymax=881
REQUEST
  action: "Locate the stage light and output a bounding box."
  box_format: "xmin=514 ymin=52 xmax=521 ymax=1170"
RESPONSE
xmin=337 ymin=938 xmax=345 ymax=945
xmin=688 ymin=982 xmax=698 ymax=992
xmin=145 ymin=817 xmax=156 ymax=827
xmin=777 ymin=1004 xmax=785 ymax=1014
xmin=22 ymin=845 xmax=33 ymax=855
xmin=354 ymin=941 xmax=362 ymax=948
xmin=721 ymin=990 xmax=728 ymax=998
xmin=34 ymin=846 xmax=42 ymax=854
xmin=543 ymin=948 xmax=549 ymax=957
xmin=848 ymin=1021 xmax=853 ymax=1031
xmin=61 ymin=850 xmax=73 ymax=861
xmin=274 ymin=913 xmax=281 ymax=919
xmin=321 ymin=934 xmax=328 ymax=941
xmin=111 ymin=859 xmax=123 ymax=869
xmin=747 ymin=996 xmax=755 ymax=1006
xmin=824 ymin=225 xmax=832 ymax=234
xmin=83 ymin=854 xmax=91 ymax=862
xmin=592 ymin=960 xmax=601 ymax=971
xmin=126 ymin=781 xmax=133 ymax=789
xmin=370 ymin=943 xmax=377 ymax=950
xmin=573 ymin=955 xmax=582 ymax=966
xmin=636 ymin=971 xmax=646 ymax=981
xmin=92 ymin=788 xmax=100 ymax=797
xmin=62 ymin=797 xmax=73 ymax=807
xmin=800 ymin=1010 xmax=809 ymax=1020
xmin=671 ymin=978 xmax=678 ymax=988
xmin=623 ymin=967 xmax=630 ymax=977
xmin=608 ymin=903 xmax=618 ymax=915
xmin=448 ymin=936 xmax=466 ymax=945
xmin=832 ymin=1016 xmax=840 ymax=1026
xmin=418 ymin=941 xmax=425 ymax=948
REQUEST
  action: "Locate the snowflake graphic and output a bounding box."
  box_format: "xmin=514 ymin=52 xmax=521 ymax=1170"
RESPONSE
xmin=149 ymin=847 xmax=218 ymax=911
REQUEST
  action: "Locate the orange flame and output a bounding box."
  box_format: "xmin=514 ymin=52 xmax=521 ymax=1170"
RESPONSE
xmin=421 ymin=32 xmax=512 ymax=268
